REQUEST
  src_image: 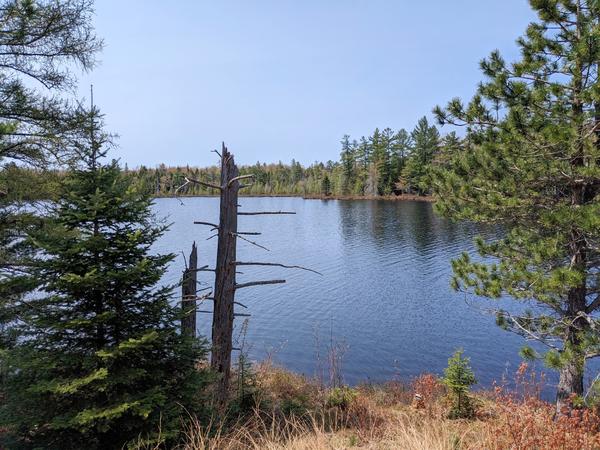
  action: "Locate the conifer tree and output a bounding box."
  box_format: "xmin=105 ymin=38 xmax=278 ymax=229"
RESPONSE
xmin=0 ymin=105 xmax=209 ymax=449
xmin=390 ymin=128 xmax=412 ymax=190
xmin=340 ymin=134 xmax=355 ymax=195
xmin=433 ymin=0 xmax=600 ymax=411
xmin=0 ymin=0 xmax=101 ymax=350
xmin=443 ymin=349 xmax=477 ymax=419
xmin=402 ymin=117 xmax=439 ymax=194
xmin=321 ymin=173 xmax=331 ymax=196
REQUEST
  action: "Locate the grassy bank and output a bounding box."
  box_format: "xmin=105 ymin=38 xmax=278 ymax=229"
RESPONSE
xmin=137 ymin=362 xmax=600 ymax=450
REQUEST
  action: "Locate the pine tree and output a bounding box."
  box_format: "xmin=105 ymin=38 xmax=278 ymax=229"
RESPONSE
xmin=369 ymin=128 xmax=391 ymax=195
xmin=390 ymin=128 xmax=412 ymax=191
xmin=355 ymin=136 xmax=371 ymax=195
xmin=433 ymin=0 xmax=600 ymax=412
xmin=0 ymin=106 xmax=210 ymax=449
xmin=402 ymin=117 xmax=439 ymax=194
xmin=340 ymin=135 xmax=355 ymax=195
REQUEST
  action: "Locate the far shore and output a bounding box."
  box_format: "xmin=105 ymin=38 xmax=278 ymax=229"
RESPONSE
xmin=154 ymin=193 xmax=435 ymax=202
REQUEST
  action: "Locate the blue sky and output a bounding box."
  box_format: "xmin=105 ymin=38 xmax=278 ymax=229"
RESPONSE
xmin=77 ymin=1 xmax=535 ymax=167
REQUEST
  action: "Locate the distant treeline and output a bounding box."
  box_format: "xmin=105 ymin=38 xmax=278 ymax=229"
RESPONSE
xmin=5 ymin=116 xmax=457 ymax=200
xmin=127 ymin=116 xmax=458 ymax=198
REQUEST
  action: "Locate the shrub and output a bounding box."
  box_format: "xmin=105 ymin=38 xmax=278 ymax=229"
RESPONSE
xmin=327 ymin=387 xmax=358 ymax=410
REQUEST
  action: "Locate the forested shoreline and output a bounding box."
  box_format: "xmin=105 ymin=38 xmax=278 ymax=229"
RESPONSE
xmin=2 ymin=0 xmax=600 ymax=448
xmin=126 ymin=117 xmax=450 ymax=199
xmin=6 ymin=116 xmax=448 ymax=201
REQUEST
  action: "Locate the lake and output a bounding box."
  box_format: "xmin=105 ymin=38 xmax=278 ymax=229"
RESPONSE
xmin=152 ymin=196 xmax=559 ymax=392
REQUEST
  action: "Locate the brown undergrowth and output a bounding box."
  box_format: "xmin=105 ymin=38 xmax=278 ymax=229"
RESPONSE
xmin=135 ymin=362 xmax=600 ymax=450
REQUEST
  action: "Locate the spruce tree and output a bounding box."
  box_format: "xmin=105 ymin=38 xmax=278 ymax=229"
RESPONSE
xmin=443 ymin=349 xmax=477 ymax=419
xmin=433 ymin=0 xmax=600 ymax=411
xmin=0 ymin=106 xmax=209 ymax=449
xmin=0 ymin=0 xmax=101 ymax=349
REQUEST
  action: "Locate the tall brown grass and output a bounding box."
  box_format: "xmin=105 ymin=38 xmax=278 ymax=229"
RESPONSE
xmin=134 ymin=362 xmax=600 ymax=450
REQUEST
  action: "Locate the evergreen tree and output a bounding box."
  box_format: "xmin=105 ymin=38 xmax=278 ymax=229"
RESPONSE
xmin=369 ymin=128 xmax=390 ymax=195
xmin=402 ymin=117 xmax=439 ymax=194
xmin=0 ymin=106 xmax=210 ymax=449
xmin=433 ymin=0 xmax=600 ymax=411
xmin=320 ymin=173 xmax=331 ymax=196
xmin=0 ymin=0 xmax=101 ymax=348
xmin=443 ymin=349 xmax=477 ymax=419
xmin=390 ymin=128 xmax=412 ymax=191
xmin=340 ymin=135 xmax=355 ymax=195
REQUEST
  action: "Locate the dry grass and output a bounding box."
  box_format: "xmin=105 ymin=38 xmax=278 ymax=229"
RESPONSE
xmin=134 ymin=362 xmax=600 ymax=450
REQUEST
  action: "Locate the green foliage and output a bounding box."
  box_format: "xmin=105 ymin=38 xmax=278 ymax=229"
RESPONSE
xmin=401 ymin=117 xmax=440 ymax=194
xmin=432 ymin=0 xmax=600 ymax=404
xmin=443 ymin=350 xmax=477 ymax=419
xmin=320 ymin=173 xmax=331 ymax=196
xmin=0 ymin=107 xmax=210 ymax=449
xmin=228 ymin=352 xmax=262 ymax=418
xmin=128 ymin=119 xmax=442 ymax=198
xmin=0 ymin=0 xmax=102 ymax=353
xmin=326 ymin=386 xmax=357 ymax=410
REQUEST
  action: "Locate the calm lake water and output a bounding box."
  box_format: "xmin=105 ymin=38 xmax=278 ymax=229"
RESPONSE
xmin=152 ymin=196 xmax=569 ymax=393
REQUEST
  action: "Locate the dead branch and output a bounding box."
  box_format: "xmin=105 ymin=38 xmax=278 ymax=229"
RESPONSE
xmin=238 ymin=211 xmax=296 ymax=215
xmin=187 ymin=265 xmax=209 ymax=273
xmin=234 ymin=312 xmax=251 ymax=317
xmin=233 ymin=261 xmax=322 ymax=275
xmin=234 ymin=233 xmax=270 ymax=251
xmin=184 ymin=176 xmax=222 ymax=191
xmin=236 ymin=231 xmax=261 ymax=236
xmin=174 ymin=179 xmax=192 ymax=196
xmin=235 ymin=279 xmax=286 ymax=289
xmin=182 ymin=292 xmax=213 ymax=302
xmin=228 ymin=174 xmax=255 ymax=187
xmin=194 ymin=221 xmax=219 ymax=229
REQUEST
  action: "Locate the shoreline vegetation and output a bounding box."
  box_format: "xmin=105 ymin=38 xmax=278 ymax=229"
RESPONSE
xmin=132 ymin=361 xmax=600 ymax=450
xmin=3 ymin=0 xmax=600 ymax=448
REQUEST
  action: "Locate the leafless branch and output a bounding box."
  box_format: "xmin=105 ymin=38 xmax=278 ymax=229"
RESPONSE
xmin=238 ymin=211 xmax=296 ymax=215
xmin=228 ymin=174 xmax=255 ymax=187
xmin=235 ymin=279 xmax=286 ymax=289
xmin=233 ymin=261 xmax=322 ymax=275
xmin=234 ymin=233 xmax=270 ymax=251
xmin=194 ymin=221 xmax=219 ymax=229
xmin=184 ymin=176 xmax=222 ymax=191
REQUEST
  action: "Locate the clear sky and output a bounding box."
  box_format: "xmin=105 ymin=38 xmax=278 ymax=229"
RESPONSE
xmin=77 ymin=1 xmax=535 ymax=168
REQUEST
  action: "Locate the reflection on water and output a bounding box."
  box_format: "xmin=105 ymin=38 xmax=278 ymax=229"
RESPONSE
xmin=151 ymin=197 xmax=575 ymax=397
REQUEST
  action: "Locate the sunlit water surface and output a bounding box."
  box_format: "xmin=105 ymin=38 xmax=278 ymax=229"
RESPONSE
xmin=152 ymin=197 xmax=597 ymax=397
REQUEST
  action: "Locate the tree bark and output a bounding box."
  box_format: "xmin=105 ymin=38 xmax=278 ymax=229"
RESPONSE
xmin=556 ymin=319 xmax=584 ymax=415
xmin=181 ymin=242 xmax=197 ymax=338
xmin=211 ymin=145 xmax=239 ymax=406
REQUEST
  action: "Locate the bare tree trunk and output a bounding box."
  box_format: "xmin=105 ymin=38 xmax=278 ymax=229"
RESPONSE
xmin=211 ymin=146 xmax=239 ymax=406
xmin=181 ymin=242 xmax=197 ymax=338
